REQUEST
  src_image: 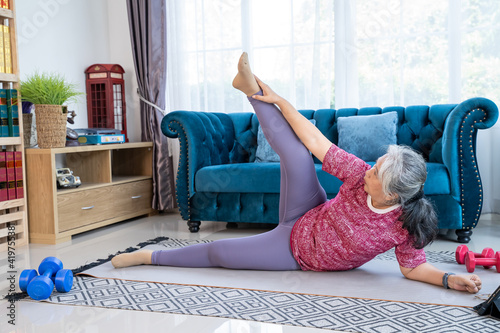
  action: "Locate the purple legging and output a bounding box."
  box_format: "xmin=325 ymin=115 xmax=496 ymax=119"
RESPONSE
xmin=152 ymin=91 xmax=327 ymax=270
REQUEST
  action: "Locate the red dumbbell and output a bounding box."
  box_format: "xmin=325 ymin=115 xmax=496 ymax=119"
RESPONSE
xmin=465 ymin=251 xmax=500 ymax=273
xmin=455 ymin=245 xmax=494 ymax=265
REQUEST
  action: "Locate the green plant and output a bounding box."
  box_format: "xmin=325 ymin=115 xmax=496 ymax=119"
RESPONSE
xmin=20 ymin=71 xmax=85 ymax=106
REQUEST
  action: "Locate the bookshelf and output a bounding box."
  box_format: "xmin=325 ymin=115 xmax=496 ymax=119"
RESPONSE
xmin=0 ymin=0 xmax=28 ymax=252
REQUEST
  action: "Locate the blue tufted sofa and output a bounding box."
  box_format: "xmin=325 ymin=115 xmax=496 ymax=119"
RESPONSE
xmin=162 ymin=97 xmax=498 ymax=243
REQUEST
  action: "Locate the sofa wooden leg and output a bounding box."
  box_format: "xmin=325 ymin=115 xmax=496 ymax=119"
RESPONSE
xmin=226 ymin=222 xmax=238 ymax=229
xmin=188 ymin=220 xmax=201 ymax=233
xmin=456 ymin=229 xmax=472 ymax=243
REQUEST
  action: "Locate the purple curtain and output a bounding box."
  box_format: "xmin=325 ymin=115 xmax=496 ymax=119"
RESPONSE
xmin=126 ymin=0 xmax=175 ymax=211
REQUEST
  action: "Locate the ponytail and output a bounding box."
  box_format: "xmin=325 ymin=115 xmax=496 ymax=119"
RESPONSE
xmin=400 ymin=196 xmax=438 ymax=249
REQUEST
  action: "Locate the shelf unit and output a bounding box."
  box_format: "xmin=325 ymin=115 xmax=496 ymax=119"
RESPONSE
xmin=0 ymin=0 xmax=28 ymax=252
xmin=25 ymin=142 xmax=156 ymax=244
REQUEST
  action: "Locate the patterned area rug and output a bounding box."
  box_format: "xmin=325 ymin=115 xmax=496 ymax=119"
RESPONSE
xmin=15 ymin=238 xmax=500 ymax=332
xmin=32 ymin=275 xmax=500 ymax=333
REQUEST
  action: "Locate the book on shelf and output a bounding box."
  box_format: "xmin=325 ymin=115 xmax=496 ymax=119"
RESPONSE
xmin=0 ymin=181 xmax=6 ymax=201
xmin=0 ymin=89 xmax=19 ymax=137
xmin=15 ymin=150 xmax=22 ymax=198
xmin=0 ymin=23 xmax=4 ymax=73
xmin=6 ymin=150 xmax=14 ymax=199
xmin=3 ymin=23 xmax=11 ymax=74
xmin=0 ymin=151 xmax=5 ymax=183
xmin=0 ymin=150 xmax=22 ymax=202
xmin=1 ymin=1 xmax=9 ymax=10
xmin=6 ymin=89 xmax=18 ymax=136
xmin=0 ymin=89 xmax=7 ymax=137
xmin=0 ymin=151 xmax=7 ymax=201
xmin=0 ymin=20 xmax=12 ymax=74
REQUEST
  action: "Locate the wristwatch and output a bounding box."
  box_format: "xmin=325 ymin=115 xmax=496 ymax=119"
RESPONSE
xmin=442 ymin=272 xmax=456 ymax=289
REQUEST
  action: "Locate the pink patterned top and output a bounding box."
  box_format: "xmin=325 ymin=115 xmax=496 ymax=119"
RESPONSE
xmin=290 ymin=144 xmax=426 ymax=271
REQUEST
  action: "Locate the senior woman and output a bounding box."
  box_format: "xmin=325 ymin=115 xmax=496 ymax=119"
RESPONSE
xmin=112 ymin=53 xmax=481 ymax=294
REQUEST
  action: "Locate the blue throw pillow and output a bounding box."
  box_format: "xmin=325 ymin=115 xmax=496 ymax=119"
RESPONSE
xmin=337 ymin=112 xmax=398 ymax=161
xmin=255 ymin=119 xmax=316 ymax=163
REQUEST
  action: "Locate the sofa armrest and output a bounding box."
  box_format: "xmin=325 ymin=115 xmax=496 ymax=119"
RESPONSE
xmin=442 ymin=97 xmax=498 ymax=229
xmin=161 ymin=111 xmax=236 ymax=220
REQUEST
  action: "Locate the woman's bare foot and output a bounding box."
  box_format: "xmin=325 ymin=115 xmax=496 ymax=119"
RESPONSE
xmin=232 ymin=52 xmax=260 ymax=96
xmin=111 ymin=250 xmax=153 ymax=268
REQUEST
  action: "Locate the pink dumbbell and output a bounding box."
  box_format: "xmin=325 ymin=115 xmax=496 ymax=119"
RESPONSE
xmin=465 ymin=251 xmax=500 ymax=273
xmin=455 ymin=245 xmax=494 ymax=265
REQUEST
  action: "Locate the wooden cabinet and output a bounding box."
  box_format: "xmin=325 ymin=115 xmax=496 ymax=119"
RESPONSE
xmin=0 ymin=0 xmax=28 ymax=252
xmin=25 ymin=142 xmax=156 ymax=244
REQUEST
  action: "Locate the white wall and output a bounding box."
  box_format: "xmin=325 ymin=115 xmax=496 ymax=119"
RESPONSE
xmin=17 ymin=0 xmax=140 ymax=142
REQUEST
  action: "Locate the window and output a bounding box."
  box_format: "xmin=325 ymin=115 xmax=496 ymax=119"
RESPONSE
xmin=166 ymin=0 xmax=500 ymax=110
xmin=166 ymin=0 xmax=334 ymax=112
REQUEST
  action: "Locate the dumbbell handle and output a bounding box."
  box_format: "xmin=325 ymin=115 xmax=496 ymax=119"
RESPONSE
xmin=472 ymin=257 xmax=498 ymax=265
xmin=466 ymin=252 xmax=500 ymax=273
xmin=40 ymin=269 xmax=55 ymax=279
xmin=471 ymin=251 xmax=490 ymax=257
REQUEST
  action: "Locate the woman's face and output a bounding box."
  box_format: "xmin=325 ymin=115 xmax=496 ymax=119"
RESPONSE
xmin=364 ymin=156 xmax=395 ymax=209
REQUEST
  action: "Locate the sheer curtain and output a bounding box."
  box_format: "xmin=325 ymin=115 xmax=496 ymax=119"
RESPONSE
xmin=165 ymin=0 xmax=500 ymax=213
xmin=459 ymin=0 xmax=500 ymax=214
xmin=165 ymin=0 xmax=335 ymax=113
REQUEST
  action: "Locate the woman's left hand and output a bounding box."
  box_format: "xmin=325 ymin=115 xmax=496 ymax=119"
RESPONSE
xmin=448 ymin=274 xmax=482 ymax=293
xmin=251 ymin=76 xmax=284 ymax=105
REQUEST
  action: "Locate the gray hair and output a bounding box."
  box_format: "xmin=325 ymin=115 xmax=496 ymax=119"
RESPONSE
xmin=377 ymin=145 xmax=427 ymax=205
xmin=377 ymin=145 xmax=438 ymax=249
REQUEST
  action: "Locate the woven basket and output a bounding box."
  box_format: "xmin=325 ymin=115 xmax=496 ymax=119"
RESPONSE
xmin=35 ymin=104 xmax=67 ymax=148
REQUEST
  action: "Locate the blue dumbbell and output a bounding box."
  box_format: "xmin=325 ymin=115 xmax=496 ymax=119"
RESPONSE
xmin=19 ymin=257 xmax=73 ymax=300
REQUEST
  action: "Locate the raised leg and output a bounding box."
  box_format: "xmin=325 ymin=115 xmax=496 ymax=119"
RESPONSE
xmin=248 ymin=92 xmax=326 ymax=223
xmin=233 ymin=52 xmax=326 ymax=223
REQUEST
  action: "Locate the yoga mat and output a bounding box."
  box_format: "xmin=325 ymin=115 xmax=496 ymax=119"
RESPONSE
xmin=80 ymin=238 xmax=499 ymax=308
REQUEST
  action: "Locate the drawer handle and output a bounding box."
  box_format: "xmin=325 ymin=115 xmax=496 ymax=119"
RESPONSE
xmin=131 ymin=195 xmax=142 ymax=199
xmin=81 ymin=205 xmax=95 ymax=210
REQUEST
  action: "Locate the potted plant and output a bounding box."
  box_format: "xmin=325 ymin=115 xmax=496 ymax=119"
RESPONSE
xmin=20 ymin=72 xmax=84 ymax=148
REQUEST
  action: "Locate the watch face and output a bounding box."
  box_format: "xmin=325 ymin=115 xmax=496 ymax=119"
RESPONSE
xmin=67 ymin=128 xmax=79 ymax=140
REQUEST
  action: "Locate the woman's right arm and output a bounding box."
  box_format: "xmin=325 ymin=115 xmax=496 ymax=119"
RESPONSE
xmin=252 ymin=77 xmax=332 ymax=162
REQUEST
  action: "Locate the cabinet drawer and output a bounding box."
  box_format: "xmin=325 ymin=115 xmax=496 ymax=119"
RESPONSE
xmin=57 ymin=187 xmax=115 ymax=232
xmin=112 ymin=179 xmax=153 ymax=214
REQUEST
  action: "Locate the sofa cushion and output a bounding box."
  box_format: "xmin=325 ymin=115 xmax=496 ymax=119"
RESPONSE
xmin=255 ymin=128 xmax=280 ymax=163
xmin=337 ymin=112 xmax=398 ymax=161
xmin=195 ymin=163 xmax=282 ymax=193
xmin=255 ymin=119 xmax=316 ymax=163
xmin=195 ymin=161 xmax=450 ymax=195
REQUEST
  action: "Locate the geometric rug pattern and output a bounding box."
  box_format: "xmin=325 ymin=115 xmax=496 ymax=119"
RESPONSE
xmin=8 ymin=237 xmax=496 ymax=332
xmin=42 ymin=275 xmax=500 ymax=333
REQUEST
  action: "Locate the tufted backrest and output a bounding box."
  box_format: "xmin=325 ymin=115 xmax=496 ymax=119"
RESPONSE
xmin=229 ymin=104 xmax=459 ymax=164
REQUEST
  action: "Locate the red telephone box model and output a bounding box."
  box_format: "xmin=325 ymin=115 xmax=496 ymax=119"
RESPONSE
xmin=85 ymin=64 xmax=128 ymax=141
